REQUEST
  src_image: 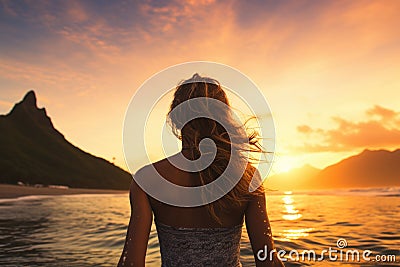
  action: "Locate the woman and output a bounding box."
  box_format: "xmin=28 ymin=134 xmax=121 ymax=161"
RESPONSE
xmin=118 ymin=74 xmax=284 ymax=267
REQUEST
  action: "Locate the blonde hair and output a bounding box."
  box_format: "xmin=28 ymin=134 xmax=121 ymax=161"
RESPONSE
xmin=168 ymin=74 xmax=264 ymax=224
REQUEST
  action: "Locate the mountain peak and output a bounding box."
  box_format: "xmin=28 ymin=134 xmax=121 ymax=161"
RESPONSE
xmin=7 ymin=90 xmax=57 ymax=132
xmin=22 ymin=90 xmax=37 ymax=108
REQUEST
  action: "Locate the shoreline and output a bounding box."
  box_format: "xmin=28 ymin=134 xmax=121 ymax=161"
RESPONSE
xmin=0 ymin=184 xmax=128 ymax=199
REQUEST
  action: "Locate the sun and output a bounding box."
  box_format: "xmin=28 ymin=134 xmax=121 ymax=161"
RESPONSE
xmin=272 ymin=155 xmax=298 ymax=174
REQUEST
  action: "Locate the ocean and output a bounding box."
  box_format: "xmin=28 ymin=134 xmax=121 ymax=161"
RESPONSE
xmin=0 ymin=188 xmax=399 ymax=266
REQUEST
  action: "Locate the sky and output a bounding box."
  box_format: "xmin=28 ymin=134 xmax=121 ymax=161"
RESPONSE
xmin=1 ymin=0 xmax=400 ymax=175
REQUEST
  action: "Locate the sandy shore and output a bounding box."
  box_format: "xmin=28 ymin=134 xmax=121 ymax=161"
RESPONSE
xmin=0 ymin=184 xmax=128 ymax=199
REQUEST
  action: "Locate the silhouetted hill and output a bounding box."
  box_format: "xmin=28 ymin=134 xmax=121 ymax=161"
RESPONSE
xmin=266 ymin=149 xmax=400 ymax=190
xmin=315 ymin=149 xmax=400 ymax=189
xmin=0 ymin=91 xmax=131 ymax=190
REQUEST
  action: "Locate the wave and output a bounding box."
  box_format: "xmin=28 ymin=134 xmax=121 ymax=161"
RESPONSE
xmin=286 ymin=187 xmax=400 ymax=196
xmin=346 ymin=187 xmax=400 ymax=196
xmin=0 ymin=195 xmax=54 ymax=203
xmin=0 ymin=193 xmax=127 ymax=204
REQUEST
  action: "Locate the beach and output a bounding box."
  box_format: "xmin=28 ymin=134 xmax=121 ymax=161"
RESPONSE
xmin=0 ymin=184 xmax=128 ymax=199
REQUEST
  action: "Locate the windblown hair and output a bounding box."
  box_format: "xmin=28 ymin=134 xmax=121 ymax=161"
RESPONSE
xmin=168 ymin=73 xmax=265 ymax=224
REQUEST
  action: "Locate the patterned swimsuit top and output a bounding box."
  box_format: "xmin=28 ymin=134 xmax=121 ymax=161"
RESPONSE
xmin=155 ymin=220 xmax=243 ymax=267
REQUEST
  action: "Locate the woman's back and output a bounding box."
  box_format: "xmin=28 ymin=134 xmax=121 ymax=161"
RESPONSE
xmin=148 ymin=157 xmax=246 ymax=267
xmin=148 ymin=156 xmax=248 ymax=228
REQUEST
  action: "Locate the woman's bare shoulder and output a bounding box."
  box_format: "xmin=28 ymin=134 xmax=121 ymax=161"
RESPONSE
xmin=133 ymin=156 xmax=177 ymax=179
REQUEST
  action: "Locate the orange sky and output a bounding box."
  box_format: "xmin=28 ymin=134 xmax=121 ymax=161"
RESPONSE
xmin=1 ymin=0 xmax=400 ymax=174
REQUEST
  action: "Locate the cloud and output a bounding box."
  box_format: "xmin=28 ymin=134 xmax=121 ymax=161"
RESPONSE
xmin=0 ymin=58 xmax=96 ymax=94
xmin=2 ymin=0 xmax=400 ymax=65
xmin=0 ymin=99 xmax=12 ymax=108
xmin=297 ymin=125 xmax=312 ymax=134
xmin=294 ymin=105 xmax=400 ymax=152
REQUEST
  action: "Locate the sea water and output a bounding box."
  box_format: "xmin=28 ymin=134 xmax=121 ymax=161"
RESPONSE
xmin=0 ymin=188 xmax=399 ymax=266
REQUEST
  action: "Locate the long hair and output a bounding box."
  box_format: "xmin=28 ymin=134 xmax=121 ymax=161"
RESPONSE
xmin=168 ymin=73 xmax=265 ymax=224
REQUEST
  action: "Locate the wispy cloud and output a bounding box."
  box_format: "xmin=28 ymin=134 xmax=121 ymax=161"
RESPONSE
xmin=0 ymin=99 xmax=13 ymax=108
xmin=295 ymin=105 xmax=400 ymax=152
xmin=0 ymin=58 xmax=96 ymax=95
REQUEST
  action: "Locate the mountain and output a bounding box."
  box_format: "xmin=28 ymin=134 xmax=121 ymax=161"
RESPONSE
xmin=0 ymin=91 xmax=132 ymax=190
xmin=315 ymin=149 xmax=400 ymax=189
xmin=266 ymin=149 xmax=400 ymax=190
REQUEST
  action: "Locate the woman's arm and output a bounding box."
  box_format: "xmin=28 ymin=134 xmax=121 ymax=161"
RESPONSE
xmin=117 ymin=178 xmax=153 ymax=267
xmin=245 ymin=186 xmax=285 ymax=267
